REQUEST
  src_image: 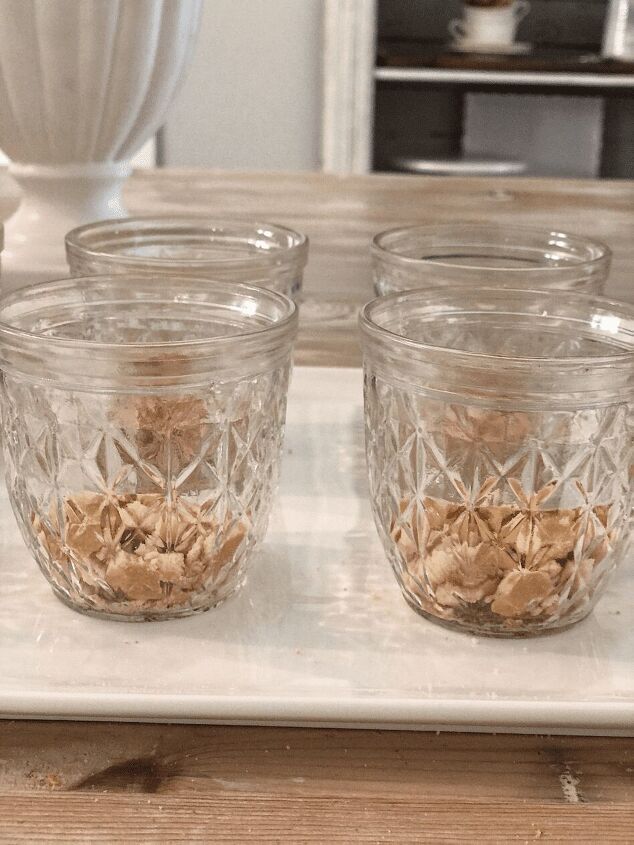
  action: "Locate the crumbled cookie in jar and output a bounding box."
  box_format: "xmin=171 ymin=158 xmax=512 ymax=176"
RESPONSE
xmin=110 ymin=393 xmax=209 ymax=471
xmin=427 ymin=540 xmax=502 ymax=607
xmin=31 ymin=491 xmax=248 ymax=616
xmin=390 ymin=477 xmax=619 ymax=634
xmin=490 ymin=569 xmax=554 ymax=618
xmin=106 ymin=549 xmax=165 ymax=602
xmin=441 ymin=403 xmax=534 ymax=445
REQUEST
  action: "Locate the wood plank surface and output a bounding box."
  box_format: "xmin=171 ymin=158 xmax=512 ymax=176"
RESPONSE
xmin=1 ymin=169 xmax=633 ymax=842
xmin=3 ymin=722 xmax=633 ymax=802
xmin=2 ymin=793 xmax=633 ymax=843
xmin=1 ymin=722 xmax=632 ymax=842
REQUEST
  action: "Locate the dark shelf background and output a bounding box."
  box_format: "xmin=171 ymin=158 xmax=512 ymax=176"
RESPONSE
xmin=378 ymin=0 xmax=609 ymax=51
xmin=373 ymin=0 xmax=634 ymax=178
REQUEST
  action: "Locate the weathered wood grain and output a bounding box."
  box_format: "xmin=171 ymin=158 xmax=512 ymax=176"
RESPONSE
xmin=2 ymin=792 xmax=633 ymax=843
xmin=1 ymin=722 xmax=632 ymax=804
xmin=123 ymin=170 xmax=634 ymax=303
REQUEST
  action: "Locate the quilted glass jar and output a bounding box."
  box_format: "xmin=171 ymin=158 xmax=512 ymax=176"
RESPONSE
xmin=66 ymin=217 xmax=309 ymax=301
xmin=372 ymin=225 xmax=611 ymax=296
xmin=0 ymin=275 xmax=297 ymax=621
xmin=360 ymin=287 xmax=634 ymax=637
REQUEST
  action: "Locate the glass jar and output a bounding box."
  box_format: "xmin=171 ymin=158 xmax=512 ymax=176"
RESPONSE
xmin=360 ymin=287 xmax=633 ymax=637
xmin=0 ymin=275 xmax=297 ymax=621
xmin=65 ymin=217 xmax=309 ymax=301
xmin=372 ymin=224 xmax=611 ymax=296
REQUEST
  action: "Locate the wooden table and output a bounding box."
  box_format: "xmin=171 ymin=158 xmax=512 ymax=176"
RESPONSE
xmin=1 ymin=170 xmax=633 ymax=842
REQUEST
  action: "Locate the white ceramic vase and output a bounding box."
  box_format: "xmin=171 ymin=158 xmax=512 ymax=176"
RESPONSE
xmin=0 ymin=0 xmax=202 ymax=290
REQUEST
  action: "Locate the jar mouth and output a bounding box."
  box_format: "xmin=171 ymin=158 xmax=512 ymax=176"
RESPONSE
xmin=371 ymin=224 xmax=611 ymax=275
xmin=65 ymin=216 xmax=309 ymax=270
xmin=0 ymin=275 xmax=298 ymax=388
xmin=360 ymin=287 xmax=634 ymax=407
xmin=361 ymin=287 xmax=634 ymax=364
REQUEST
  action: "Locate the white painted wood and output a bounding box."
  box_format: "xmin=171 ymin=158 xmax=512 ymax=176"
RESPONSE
xmin=321 ymin=0 xmax=377 ymax=174
xmin=602 ymin=0 xmax=634 ymax=59
xmin=0 ymin=0 xmax=201 ymax=290
xmin=375 ymin=66 xmax=634 ymax=88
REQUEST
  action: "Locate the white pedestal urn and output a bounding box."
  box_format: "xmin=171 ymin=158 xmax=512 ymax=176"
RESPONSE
xmin=0 ymin=0 xmax=202 ymax=291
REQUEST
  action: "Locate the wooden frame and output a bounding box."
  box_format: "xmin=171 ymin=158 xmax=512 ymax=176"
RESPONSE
xmin=321 ymin=0 xmax=377 ymax=174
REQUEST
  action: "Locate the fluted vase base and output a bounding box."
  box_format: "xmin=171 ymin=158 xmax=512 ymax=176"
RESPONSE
xmin=2 ymin=162 xmax=131 ymax=293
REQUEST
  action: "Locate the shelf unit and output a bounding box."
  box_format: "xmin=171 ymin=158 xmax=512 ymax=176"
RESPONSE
xmin=321 ymin=0 xmax=634 ymax=176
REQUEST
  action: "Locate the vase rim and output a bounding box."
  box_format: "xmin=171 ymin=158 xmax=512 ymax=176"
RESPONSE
xmin=8 ymin=162 xmax=132 ymax=180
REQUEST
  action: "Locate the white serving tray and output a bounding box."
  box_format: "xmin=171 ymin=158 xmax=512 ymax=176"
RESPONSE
xmin=1 ymin=367 xmax=632 ymax=735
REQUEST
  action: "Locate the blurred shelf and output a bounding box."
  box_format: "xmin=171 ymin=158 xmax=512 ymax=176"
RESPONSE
xmin=376 ymin=66 xmax=634 ymax=88
xmin=376 ymin=41 xmax=634 ymax=89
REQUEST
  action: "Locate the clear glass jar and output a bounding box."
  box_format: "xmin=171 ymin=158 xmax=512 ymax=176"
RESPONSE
xmin=0 ymin=275 xmax=297 ymax=621
xmin=372 ymin=224 xmax=611 ymax=296
xmin=360 ymin=287 xmax=633 ymax=637
xmin=65 ymin=217 xmax=309 ymax=301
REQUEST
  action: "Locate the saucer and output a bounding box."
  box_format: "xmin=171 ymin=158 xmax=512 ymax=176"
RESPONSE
xmin=391 ymin=156 xmax=527 ymax=176
xmin=449 ymin=40 xmax=532 ymax=55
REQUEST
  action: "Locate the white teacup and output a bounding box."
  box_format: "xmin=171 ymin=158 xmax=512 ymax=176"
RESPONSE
xmin=449 ymin=1 xmax=530 ymax=46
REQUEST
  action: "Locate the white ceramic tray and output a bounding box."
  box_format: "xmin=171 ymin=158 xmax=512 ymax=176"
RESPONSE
xmin=1 ymin=367 xmax=632 ymax=735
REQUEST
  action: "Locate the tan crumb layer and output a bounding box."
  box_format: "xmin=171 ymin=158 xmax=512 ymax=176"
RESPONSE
xmin=111 ymin=394 xmax=209 ymax=468
xmin=390 ymin=478 xmax=618 ymax=632
xmin=32 ymin=492 xmax=248 ymax=614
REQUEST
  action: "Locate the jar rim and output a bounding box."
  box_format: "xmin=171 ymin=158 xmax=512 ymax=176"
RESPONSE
xmin=0 ymin=275 xmax=298 ymax=392
xmin=371 ymin=223 xmax=611 ymax=273
xmin=360 ymin=286 xmax=634 ymax=371
xmin=0 ymin=275 xmax=297 ymax=353
xmin=360 ymin=287 xmax=634 ymax=408
xmin=65 ymin=216 xmax=309 ymax=269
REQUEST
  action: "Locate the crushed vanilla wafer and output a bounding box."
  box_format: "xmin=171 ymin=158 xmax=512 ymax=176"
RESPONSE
xmin=29 ymin=391 xmax=251 ymax=618
xmin=32 ymin=492 xmax=248 ymax=616
xmin=111 ymin=393 xmax=209 ymax=469
xmin=390 ymin=478 xmax=618 ymax=633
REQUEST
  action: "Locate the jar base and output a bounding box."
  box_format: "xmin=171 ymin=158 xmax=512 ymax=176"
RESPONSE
xmin=50 ymin=577 xmax=245 ymax=623
xmin=401 ymin=589 xmax=593 ymax=639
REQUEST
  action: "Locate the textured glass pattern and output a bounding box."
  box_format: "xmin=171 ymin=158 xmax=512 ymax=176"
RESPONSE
xmin=365 ymin=371 xmax=632 ymax=636
xmin=2 ymin=363 xmax=291 ymax=620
